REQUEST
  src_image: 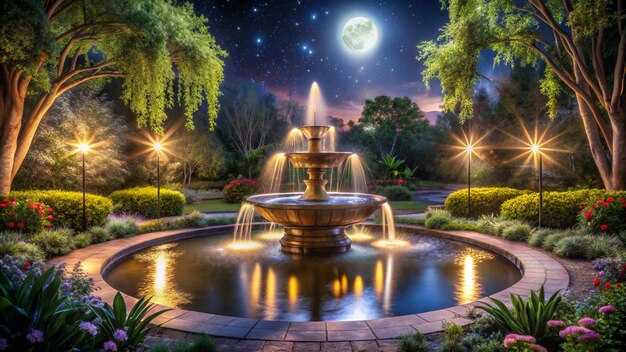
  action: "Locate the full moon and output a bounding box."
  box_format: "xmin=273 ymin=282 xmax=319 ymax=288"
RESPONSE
xmin=341 ymin=17 xmax=378 ymax=52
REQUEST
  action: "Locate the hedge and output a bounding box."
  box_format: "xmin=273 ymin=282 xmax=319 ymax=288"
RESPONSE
xmin=374 ymin=185 xmax=413 ymax=201
xmin=109 ymin=187 xmax=185 ymax=218
xmin=445 ymin=187 xmax=531 ymax=218
xmin=10 ymin=190 xmax=112 ymax=231
xmin=500 ymin=189 xmax=626 ymax=228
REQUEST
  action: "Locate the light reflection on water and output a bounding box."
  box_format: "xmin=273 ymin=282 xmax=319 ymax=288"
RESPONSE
xmin=105 ymin=232 xmax=520 ymax=321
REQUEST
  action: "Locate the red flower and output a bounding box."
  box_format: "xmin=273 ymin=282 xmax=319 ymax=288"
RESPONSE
xmin=2 ymin=199 xmax=8 ymax=203
xmin=0 ymin=204 xmax=5 ymax=209
xmin=9 ymin=202 xmax=16 ymax=206
xmin=46 ymin=207 xmax=52 ymax=212
xmin=26 ymin=199 xmax=31 ymax=203
xmin=17 ymin=223 xmax=24 ymax=228
xmin=29 ymin=204 xmax=35 ymax=209
xmin=600 ymin=224 xmax=608 ymax=231
xmin=38 ymin=210 xmax=44 ymax=215
xmin=597 ymin=200 xmax=604 ymax=205
xmin=607 ymin=197 xmax=615 ymax=203
xmin=593 ymin=277 xmax=601 ymax=286
xmin=47 ymin=215 xmax=53 ymax=220
xmin=9 ymin=212 xmax=15 ymax=217
xmin=10 ymin=197 xmax=15 ymax=201
xmin=46 ymin=223 xmax=52 ymax=228
xmin=583 ymin=211 xmax=592 ymax=219
xmin=7 ymin=222 xmax=14 ymax=228
xmin=22 ymin=261 xmax=31 ymax=271
xmin=605 ymin=282 xmax=611 ymax=290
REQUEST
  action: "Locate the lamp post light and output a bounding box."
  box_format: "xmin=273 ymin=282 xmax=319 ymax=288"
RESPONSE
xmin=465 ymin=144 xmax=474 ymax=218
xmin=153 ymin=142 xmax=163 ymax=219
xmin=77 ymin=143 xmax=90 ymax=231
xmin=531 ymin=144 xmax=543 ymax=227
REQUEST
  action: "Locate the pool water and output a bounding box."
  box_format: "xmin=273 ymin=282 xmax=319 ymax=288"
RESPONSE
xmin=104 ymin=230 xmax=521 ymax=321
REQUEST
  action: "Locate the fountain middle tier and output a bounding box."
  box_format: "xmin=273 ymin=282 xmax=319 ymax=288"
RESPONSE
xmin=246 ymin=192 xmax=386 ymax=255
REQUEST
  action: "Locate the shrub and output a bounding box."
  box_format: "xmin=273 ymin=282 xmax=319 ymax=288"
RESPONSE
xmin=492 ymin=220 xmax=521 ymax=237
xmin=501 ymin=223 xmax=532 ymax=242
xmin=10 ymin=190 xmax=112 ymax=231
xmin=553 ymin=235 xmax=595 ymax=258
xmin=374 ymin=185 xmax=413 ymax=201
xmin=28 ymin=228 xmax=75 ymax=257
xmin=0 ymin=196 xmax=52 ymax=232
xmin=73 ymin=232 xmax=92 ymax=249
xmin=584 ymin=236 xmax=622 ymax=260
xmin=424 ymin=209 xmax=452 ymax=229
xmin=109 ymin=187 xmax=185 ymax=218
xmin=528 ymin=228 xmax=553 ymax=247
xmin=579 ymin=197 xmax=626 ymax=235
xmin=88 ymin=226 xmax=113 ymax=243
xmin=222 ymin=179 xmax=263 ymax=203
xmin=0 ymin=241 xmax=45 ymax=261
xmin=445 ymin=187 xmax=531 ymax=218
xmin=106 ymin=217 xmax=140 ymax=238
xmin=397 ymin=331 xmax=429 ymax=352
xmin=440 ymin=322 xmax=463 ymax=352
xmin=542 ymin=229 xmax=579 ymax=251
xmin=501 ymin=190 xmax=626 ymax=229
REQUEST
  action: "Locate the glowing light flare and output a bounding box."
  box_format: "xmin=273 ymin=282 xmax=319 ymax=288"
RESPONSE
xmin=258 ymin=231 xmax=284 ymax=240
xmin=153 ymin=142 xmax=163 ymax=152
xmin=457 ymin=255 xmax=480 ymax=304
xmin=347 ymin=232 xmax=374 ymax=242
xmin=354 ymin=275 xmax=364 ymax=297
xmin=77 ymin=143 xmax=90 ymax=153
xmin=250 ymin=263 xmax=262 ymax=312
xmin=288 ymin=275 xmax=298 ymax=306
xmin=131 ymin=127 xmax=179 ymax=160
xmin=341 ymin=275 xmax=349 ymax=295
xmin=374 ymin=260 xmax=384 ymax=298
xmin=371 ymin=239 xmax=410 ymax=248
xmin=332 ymin=279 xmax=341 ymax=298
xmin=226 ymin=241 xmax=263 ymax=250
xmin=154 ymin=252 xmax=167 ymax=294
xmin=265 ymin=268 xmax=276 ymax=319
xmin=447 ymin=128 xmax=490 ymax=163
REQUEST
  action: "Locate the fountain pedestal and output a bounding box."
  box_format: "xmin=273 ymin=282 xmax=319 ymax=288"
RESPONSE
xmin=246 ymin=125 xmax=387 ymax=255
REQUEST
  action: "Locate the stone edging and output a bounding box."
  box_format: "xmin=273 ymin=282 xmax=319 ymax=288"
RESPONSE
xmin=49 ymin=224 xmax=569 ymax=342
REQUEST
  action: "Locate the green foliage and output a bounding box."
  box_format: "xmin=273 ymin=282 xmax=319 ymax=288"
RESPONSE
xmin=88 ymin=226 xmax=113 ymax=244
xmin=528 ymin=228 xmax=553 ymax=247
xmin=501 ymin=190 xmax=626 ymax=229
xmin=425 ymin=209 xmax=452 ymax=229
xmin=109 ymin=187 xmax=185 ymax=218
xmin=222 ymin=179 xmax=263 ymax=203
xmin=73 ymin=232 xmax=92 ymax=249
xmin=106 ymin=218 xmax=140 ymax=238
xmin=378 ymin=154 xmax=406 ymax=179
xmin=0 ymin=240 xmax=45 ymax=261
xmin=584 ymin=237 xmax=622 ymax=260
xmin=542 ymin=229 xmax=580 ymax=251
xmin=553 ymin=235 xmax=595 ymax=258
xmin=397 ymin=331 xmax=429 ymax=352
xmin=440 ymin=322 xmax=463 ymax=352
xmin=501 ymin=223 xmax=532 ymax=242
xmin=0 ymin=196 xmax=51 ymax=233
xmin=374 ymin=185 xmax=413 ymax=201
xmin=10 ymin=190 xmax=112 ymax=231
xmin=90 ymin=292 xmax=171 ymax=351
xmin=0 ymin=268 xmax=90 ymax=351
xmin=445 ymin=188 xmax=530 ymax=218
xmin=28 ymin=228 xmax=75 ymax=258
xmin=579 ymin=197 xmax=626 ymax=235
xmin=476 ymin=286 xmax=561 ymax=342
xmin=148 ymin=333 xmax=217 ymax=352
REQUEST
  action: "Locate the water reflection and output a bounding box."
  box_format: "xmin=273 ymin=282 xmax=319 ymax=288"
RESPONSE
xmin=106 ymin=233 xmax=521 ymax=321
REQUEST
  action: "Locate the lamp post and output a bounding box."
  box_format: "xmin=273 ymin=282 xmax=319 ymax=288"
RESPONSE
xmin=531 ymin=144 xmax=543 ymax=227
xmin=153 ymin=142 xmax=163 ymax=219
xmin=77 ymin=143 xmax=90 ymax=231
xmin=465 ymin=144 xmax=474 ymax=218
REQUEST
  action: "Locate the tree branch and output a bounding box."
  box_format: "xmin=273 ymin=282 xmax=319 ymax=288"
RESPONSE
xmin=58 ymin=72 xmax=123 ymax=95
xmin=611 ymin=31 xmax=626 ymax=111
xmin=70 ymin=44 xmax=84 ymax=72
xmin=57 ymin=60 xmax=115 ymax=85
xmin=49 ymin=0 xmax=78 ymax=21
xmin=55 ymin=22 xmax=126 ymax=43
xmin=591 ymin=29 xmax=610 ymax=103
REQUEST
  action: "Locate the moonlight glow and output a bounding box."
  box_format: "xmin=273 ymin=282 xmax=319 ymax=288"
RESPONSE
xmin=341 ymin=17 xmax=378 ymax=52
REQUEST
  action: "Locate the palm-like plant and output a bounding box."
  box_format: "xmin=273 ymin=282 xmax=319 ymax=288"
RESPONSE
xmin=90 ymin=292 xmax=171 ymax=351
xmin=379 ymin=154 xmax=405 ymax=179
xmin=475 ymin=286 xmax=561 ymax=342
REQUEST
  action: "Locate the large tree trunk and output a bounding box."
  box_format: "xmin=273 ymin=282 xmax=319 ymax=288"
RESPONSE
xmin=610 ymin=112 xmax=626 ymax=190
xmin=0 ymin=95 xmax=24 ymax=195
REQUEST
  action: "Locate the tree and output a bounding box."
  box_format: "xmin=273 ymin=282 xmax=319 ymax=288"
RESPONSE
xmin=418 ymin=0 xmax=625 ymax=190
xmin=174 ymin=130 xmax=229 ymax=187
xmin=13 ymin=88 xmax=129 ymax=194
xmin=359 ymin=96 xmax=425 ymax=156
xmin=0 ymin=0 xmax=226 ymax=194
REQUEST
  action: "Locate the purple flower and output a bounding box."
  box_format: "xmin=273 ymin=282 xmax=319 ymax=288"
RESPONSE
xmin=599 ymin=305 xmax=616 ymax=314
xmin=578 ymin=317 xmax=597 ymax=327
xmin=529 ymin=344 xmax=547 ymax=352
xmin=547 ymin=320 xmax=566 ymax=327
xmin=26 ymin=329 xmax=44 ymax=343
xmin=79 ymin=321 xmax=98 ymax=336
xmin=599 ymin=270 xmax=604 ymax=277
xmin=103 ymin=340 xmax=117 ymax=351
xmin=579 ymin=330 xmax=601 ymax=342
xmin=559 ymin=325 xmax=591 ymax=338
xmin=0 ymin=338 xmax=7 ymax=351
xmin=503 ymin=334 xmax=536 ymax=348
xmin=113 ymin=329 xmax=128 ymax=341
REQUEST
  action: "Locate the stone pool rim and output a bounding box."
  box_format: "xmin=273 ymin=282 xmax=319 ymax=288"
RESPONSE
xmin=49 ymin=223 xmax=569 ymax=342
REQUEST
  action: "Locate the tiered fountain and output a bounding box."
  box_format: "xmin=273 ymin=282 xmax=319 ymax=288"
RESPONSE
xmin=246 ymin=125 xmax=386 ymax=254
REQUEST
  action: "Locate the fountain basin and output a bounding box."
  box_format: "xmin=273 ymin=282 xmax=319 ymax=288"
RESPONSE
xmin=246 ymin=192 xmax=386 ymax=254
xmin=285 ymin=152 xmax=352 ymax=169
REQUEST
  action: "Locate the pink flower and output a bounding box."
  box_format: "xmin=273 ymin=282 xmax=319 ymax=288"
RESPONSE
xmin=103 ymin=340 xmax=117 ymax=351
xmin=599 ymin=305 xmax=616 ymax=314
xmin=579 ymin=330 xmax=600 ymax=342
xmin=26 ymin=329 xmax=44 ymax=343
xmin=578 ymin=317 xmax=597 ymax=327
xmin=503 ymin=334 xmax=535 ymax=348
xmin=547 ymin=320 xmax=566 ymax=327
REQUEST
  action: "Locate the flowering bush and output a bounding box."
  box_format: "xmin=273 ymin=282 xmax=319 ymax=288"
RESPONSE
xmin=369 ymin=179 xmax=408 ymax=189
xmin=222 ymin=179 xmax=263 ymax=203
xmin=503 ymin=333 xmax=547 ymax=351
xmin=578 ymin=197 xmax=626 ymax=235
xmin=0 ymin=196 xmax=52 ymax=233
xmin=591 ymin=255 xmax=626 ymax=288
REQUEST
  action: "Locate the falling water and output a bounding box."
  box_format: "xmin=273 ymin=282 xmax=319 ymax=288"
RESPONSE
xmin=264 ymin=153 xmax=287 ymax=193
xmin=283 ymin=128 xmax=306 ymax=153
xmin=323 ymin=126 xmax=336 ymax=151
xmin=233 ymin=202 xmax=256 ymax=243
xmin=338 ymin=154 xmax=368 ymax=193
xmin=305 ymin=82 xmax=329 ymax=126
xmin=381 ymin=202 xmax=396 ymax=241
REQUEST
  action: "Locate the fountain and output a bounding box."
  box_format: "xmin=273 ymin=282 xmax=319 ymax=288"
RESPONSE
xmin=245 ymin=84 xmax=386 ymax=254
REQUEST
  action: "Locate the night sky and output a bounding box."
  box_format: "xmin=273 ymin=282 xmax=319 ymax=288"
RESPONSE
xmin=194 ymin=0 xmax=501 ymax=122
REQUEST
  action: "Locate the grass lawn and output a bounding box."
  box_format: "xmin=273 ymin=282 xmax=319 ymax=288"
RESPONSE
xmin=389 ymin=201 xmax=426 ymax=212
xmin=183 ymin=199 xmax=242 ymax=213
xmin=184 ymin=199 xmax=427 ymax=214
